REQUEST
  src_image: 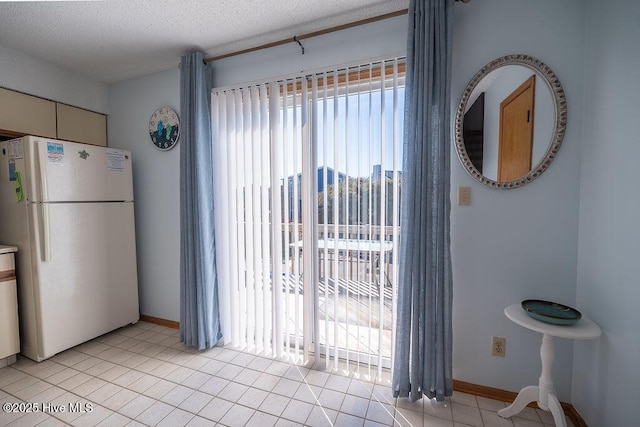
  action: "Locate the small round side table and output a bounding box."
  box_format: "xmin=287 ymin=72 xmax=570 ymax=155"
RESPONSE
xmin=498 ymin=304 xmax=601 ymax=427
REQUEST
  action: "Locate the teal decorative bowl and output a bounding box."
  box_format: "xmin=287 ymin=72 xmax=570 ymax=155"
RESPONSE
xmin=521 ymin=300 xmax=582 ymax=326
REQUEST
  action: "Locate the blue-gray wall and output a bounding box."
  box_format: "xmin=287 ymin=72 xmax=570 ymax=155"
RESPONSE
xmin=108 ymin=68 xmax=181 ymax=321
xmin=572 ymin=0 xmax=640 ymax=425
xmin=450 ymin=0 xmax=584 ymax=401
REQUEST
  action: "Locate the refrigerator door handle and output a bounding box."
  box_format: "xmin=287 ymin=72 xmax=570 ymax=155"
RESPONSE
xmin=37 ymin=141 xmax=50 ymax=202
xmin=41 ymin=204 xmax=51 ymax=262
xmin=37 ymin=142 xmax=52 ymax=261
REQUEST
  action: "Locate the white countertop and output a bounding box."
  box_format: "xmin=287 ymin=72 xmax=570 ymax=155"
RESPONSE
xmin=0 ymin=245 xmax=18 ymax=254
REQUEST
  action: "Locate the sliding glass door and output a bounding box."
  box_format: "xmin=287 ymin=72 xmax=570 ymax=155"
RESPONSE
xmin=212 ymin=58 xmax=405 ymax=377
xmin=311 ymin=61 xmax=404 ymax=379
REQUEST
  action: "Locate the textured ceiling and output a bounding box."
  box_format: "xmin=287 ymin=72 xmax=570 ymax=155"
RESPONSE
xmin=0 ymin=0 xmax=409 ymax=83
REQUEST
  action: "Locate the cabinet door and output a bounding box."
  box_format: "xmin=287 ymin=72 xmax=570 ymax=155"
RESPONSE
xmin=0 ymin=88 xmax=57 ymax=138
xmin=0 ymin=254 xmax=19 ymax=359
xmin=56 ymin=103 xmax=107 ymax=146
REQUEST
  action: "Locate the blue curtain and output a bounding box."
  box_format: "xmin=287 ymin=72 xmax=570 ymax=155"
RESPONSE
xmin=392 ymin=0 xmax=454 ymax=402
xmin=179 ymin=52 xmax=222 ymax=350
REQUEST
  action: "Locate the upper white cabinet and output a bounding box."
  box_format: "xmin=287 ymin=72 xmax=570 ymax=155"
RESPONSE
xmin=0 ymin=88 xmax=57 ymax=138
xmin=56 ymin=103 xmax=107 ymax=147
xmin=0 ymin=87 xmax=107 ymax=146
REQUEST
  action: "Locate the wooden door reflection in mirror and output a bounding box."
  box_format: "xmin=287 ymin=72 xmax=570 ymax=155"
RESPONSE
xmin=498 ymin=74 xmax=535 ymax=182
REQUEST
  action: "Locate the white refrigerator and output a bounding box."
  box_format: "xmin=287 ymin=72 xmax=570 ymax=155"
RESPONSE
xmin=0 ymin=136 xmax=139 ymax=361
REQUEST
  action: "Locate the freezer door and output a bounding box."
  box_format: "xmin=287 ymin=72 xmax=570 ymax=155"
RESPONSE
xmin=29 ymin=202 xmax=139 ymax=360
xmin=20 ymin=136 xmax=134 ymax=202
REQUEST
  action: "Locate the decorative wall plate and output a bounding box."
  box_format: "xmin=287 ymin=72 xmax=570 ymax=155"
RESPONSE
xmin=149 ymin=106 xmax=180 ymax=150
xmin=521 ymin=299 xmax=581 ymax=326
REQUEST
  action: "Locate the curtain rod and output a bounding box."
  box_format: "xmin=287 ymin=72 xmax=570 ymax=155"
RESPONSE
xmin=203 ymin=1 xmax=470 ymax=64
xmin=204 ymin=9 xmax=407 ymax=63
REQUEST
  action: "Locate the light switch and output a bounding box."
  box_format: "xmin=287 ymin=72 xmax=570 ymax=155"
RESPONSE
xmin=458 ymin=186 xmax=471 ymax=206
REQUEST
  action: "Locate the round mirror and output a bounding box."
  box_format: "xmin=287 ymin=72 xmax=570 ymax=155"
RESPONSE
xmin=454 ymin=54 xmax=567 ymax=189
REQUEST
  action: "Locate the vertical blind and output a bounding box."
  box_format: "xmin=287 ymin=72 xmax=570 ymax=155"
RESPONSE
xmin=212 ymin=57 xmax=405 ymax=374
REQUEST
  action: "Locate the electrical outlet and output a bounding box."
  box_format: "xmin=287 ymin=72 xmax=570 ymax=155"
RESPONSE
xmin=492 ymin=336 xmax=506 ymax=357
xmin=458 ymin=186 xmax=471 ymax=206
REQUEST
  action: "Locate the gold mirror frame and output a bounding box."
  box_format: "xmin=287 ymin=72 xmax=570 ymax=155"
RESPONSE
xmin=454 ymin=54 xmax=567 ymax=189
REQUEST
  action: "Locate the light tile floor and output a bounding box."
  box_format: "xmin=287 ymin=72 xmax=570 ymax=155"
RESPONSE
xmin=0 ymin=322 xmax=576 ymax=426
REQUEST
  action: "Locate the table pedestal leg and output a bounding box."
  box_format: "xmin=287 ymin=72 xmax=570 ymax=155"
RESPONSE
xmin=499 ymin=334 xmax=566 ymax=427
xmin=546 ymin=393 xmax=566 ymax=427
xmin=498 ymin=385 xmax=539 ymax=418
